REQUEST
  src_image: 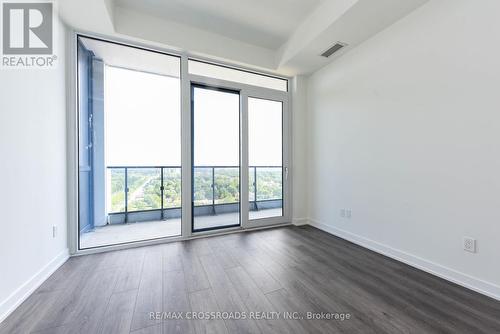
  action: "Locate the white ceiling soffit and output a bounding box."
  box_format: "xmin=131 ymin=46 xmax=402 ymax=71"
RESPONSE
xmin=113 ymin=6 xmax=278 ymax=71
xmin=57 ymin=0 xmax=115 ymax=34
xmin=278 ymin=0 xmax=430 ymax=75
xmin=114 ymin=0 xmax=322 ymax=50
xmin=57 ymin=0 xmax=429 ymax=76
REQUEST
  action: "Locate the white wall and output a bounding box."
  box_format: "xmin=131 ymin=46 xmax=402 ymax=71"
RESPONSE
xmin=291 ymin=75 xmax=309 ymax=224
xmin=0 ymin=21 xmax=69 ymax=321
xmin=306 ymin=0 xmax=500 ymax=299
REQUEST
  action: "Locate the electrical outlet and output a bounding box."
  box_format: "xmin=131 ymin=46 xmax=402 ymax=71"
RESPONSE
xmin=52 ymin=225 xmax=57 ymax=238
xmin=346 ymin=209 xmax=352 ymax=218
xmin=463 ymin=237 xmax=476 ymax=253
xmin=340 ymin=209 xmax=346 ymax=218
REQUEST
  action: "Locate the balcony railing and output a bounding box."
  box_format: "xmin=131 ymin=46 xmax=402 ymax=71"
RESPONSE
xmin=107 ymin=166 xmax=282 ymax=222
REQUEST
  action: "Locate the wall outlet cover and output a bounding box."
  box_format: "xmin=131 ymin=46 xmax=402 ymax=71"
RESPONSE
xmin=463 ymin=237 xmax=476 ymax=253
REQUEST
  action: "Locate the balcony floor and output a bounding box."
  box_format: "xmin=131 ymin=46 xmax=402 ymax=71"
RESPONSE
xmin=80 ymin=208 xmax=282 ymax=249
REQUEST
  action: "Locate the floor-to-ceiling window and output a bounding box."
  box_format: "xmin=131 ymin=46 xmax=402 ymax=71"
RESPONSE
xmin=77 ymin=36 xmax=181 ymax=249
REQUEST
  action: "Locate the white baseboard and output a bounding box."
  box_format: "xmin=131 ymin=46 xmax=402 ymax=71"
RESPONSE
xmin=292 ymin=218 xmax=309 ymax=226
xmin=0 ymin=249 xmax=70 ymax=323
xmin=308 ymin=218 xmax=500 ymax=302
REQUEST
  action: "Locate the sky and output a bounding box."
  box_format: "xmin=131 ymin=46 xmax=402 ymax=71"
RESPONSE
xmin=104 ymin=66 xmax=282 ymax=168
xmin=105 ymin=66 xmax=181 ymax=166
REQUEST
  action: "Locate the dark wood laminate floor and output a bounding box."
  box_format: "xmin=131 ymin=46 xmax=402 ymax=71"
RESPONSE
xmin=2 ymin=226 xmax=500 ymax=334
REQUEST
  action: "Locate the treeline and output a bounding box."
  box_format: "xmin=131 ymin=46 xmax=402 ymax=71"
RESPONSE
xmin=109 ymin=167 xmax=282 ymax=213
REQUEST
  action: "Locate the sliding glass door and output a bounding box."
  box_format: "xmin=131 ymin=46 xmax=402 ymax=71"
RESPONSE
xmin=191 ymin=85 xmax=241 ymax=232
xmin=190 ymin=83 xmax=288 ymax=232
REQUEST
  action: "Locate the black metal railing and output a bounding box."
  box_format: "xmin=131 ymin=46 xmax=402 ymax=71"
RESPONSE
xmin=107 ymin=165 xmax=282 ymax=221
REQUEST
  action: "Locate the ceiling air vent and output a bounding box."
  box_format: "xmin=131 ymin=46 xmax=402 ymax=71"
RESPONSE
xmin=320 ymin=42 xmax=347 ymax=58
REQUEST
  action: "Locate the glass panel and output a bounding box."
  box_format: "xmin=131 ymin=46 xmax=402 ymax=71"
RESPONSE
xmin=193 ymin=167 xmax=213 ymax=207
xmin=189 ymin=60 xmax=287 ymax=92
xmin=256 ymin=167 xmax=283 ymax=201
xmin=248 ymin=98 xmax=283 ymax=220
xmin=77 ymin=36 xmax=181 ymax=249
xmin=163 ymin=167 xmax=181 ymax=209
xmin=249 ymin=167 xmax=256 ymax=203
xmin=214 ymin=168 xmax=240 ymax=204
xmin=107 ymin=168 xmax=125 ymax=213
xmin=192 ymin=86 xmax=240 ymax=231
xmin=127 ymin=168 xmax=161 ymax=212
xmin=105 ymin=66 xmax=181 ymax=166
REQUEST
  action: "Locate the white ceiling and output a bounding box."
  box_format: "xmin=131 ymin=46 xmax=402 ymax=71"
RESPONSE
xmin=115 ymin=0 xmax=322 ymax=50
xmin=57 ymin=0 xmax=429 ymax=76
